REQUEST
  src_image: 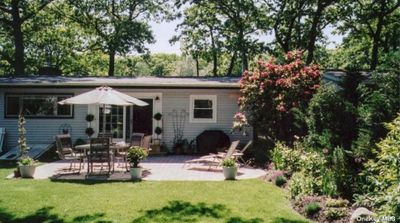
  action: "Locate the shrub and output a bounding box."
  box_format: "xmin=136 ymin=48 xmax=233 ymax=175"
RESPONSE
xmin=274 ymin=175 xmax=287 ymax=187
xmin=326 ymin=198 xmax=349 ymax=208
xmin=222 ymin=159 xmax=236 ymax=167
xmin=85 ymin=114 xmax=94 ymax=122
xmin=236 ymin=51 xmax=321 ymax=143
xmin=324 ymin=207 xmax=347 ymax=220
xmin=154 ymin=127 xmax=162 ymax=135
xmin=289 ymin=171 xmax=317 ymax=199
xmin=153 ymin=113 xmax=162 ymax=121
xmin=304 ymin=202 xmax=321 ymax=217
xmin=85 ymin=127 xmax=94 ymax=137
xmin=127 ymin=146 xmax=148 ymax=168
xmin=306 ymin=84 xmax=357 ymax=151
xmin=357 ymin=114 xmax=400 ymax=217
xmin=321 ymin=171 xmax=338 ymax=197
xmin=271 ymin=142 xmax=302 ymax=173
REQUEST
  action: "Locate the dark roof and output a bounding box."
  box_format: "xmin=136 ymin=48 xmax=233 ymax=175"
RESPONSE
xmin=0 ymin=76 xmax=241 ymax=89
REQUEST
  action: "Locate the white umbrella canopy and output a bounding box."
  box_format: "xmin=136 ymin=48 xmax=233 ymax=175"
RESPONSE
xmin=58 ymin=86 xmax=148 ymax=140
xmin=58 ymin=86 xmax=148 ymax=106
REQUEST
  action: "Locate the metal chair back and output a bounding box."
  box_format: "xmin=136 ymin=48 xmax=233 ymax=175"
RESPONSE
xmin=131 ymin=133 xmax=145 ymax=147
xmin=55 ymin=134 xmax=73 ymax=160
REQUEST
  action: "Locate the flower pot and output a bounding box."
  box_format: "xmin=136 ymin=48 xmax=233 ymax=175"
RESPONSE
xmin=223 ymin=166 xmax=237 ymax=180
xmin=153 ymin=139 xmax=161 ymax=146
xmin=19 ymin=165 xmax=36 ymax=178
xmin=130 ymin=167 xmax=143 ymax=180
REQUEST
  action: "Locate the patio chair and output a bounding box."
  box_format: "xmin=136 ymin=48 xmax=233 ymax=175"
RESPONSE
xmin=185 ymin=140 xmax=240 ymax=169
xmin=0 ymin=128 xmax=5 ymax=153
xmin=86 ymin=137 xmax=112 ymax=174
xmin=98 ymin=132 xmax=113 ymax=143
xmin=142 ymin=135 xmax=152 ymax=152
xmin=55 ymin=134 xmax=84 ymax=173
xmin=131 ymin=133 xmax=145 ymax=146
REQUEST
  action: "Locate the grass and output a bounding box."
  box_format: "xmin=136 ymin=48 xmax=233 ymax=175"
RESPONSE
xmin=0 ymin=162 xmax=309 ymax=223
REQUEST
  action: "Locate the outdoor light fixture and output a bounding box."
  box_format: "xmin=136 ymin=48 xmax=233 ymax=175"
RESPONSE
xmin=155 ymin=96 xmax=160 ymax=101
xmin=104 ymin=104 xmax=111 ymax=114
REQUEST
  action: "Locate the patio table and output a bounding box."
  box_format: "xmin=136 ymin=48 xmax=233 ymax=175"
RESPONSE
xmin=75 ymin=142 xmax=131 ymax=153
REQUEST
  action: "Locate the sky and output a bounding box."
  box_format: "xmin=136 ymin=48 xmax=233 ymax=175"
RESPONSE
xmin=147 ymin=20 xmax=344 ymax=55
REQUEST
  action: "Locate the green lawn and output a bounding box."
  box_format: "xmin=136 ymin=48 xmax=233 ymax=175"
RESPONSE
xmin=0 ymin=162 xmax=309 ymax=223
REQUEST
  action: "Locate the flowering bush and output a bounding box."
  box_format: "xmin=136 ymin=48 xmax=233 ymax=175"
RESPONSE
xmin=236 ymin=50 xmax=321 ymax=142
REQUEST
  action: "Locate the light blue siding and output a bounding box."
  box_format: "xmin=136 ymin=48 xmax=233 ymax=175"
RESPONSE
xmin=0 ymin=87 xmax=251 ymax=151
xmin=0 ymin=89 xmax=87 ymax=150
xmin=161 ymin=89 xmax=252 ymax=149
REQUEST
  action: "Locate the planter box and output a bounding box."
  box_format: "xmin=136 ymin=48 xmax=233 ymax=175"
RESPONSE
xmin=19 ymin=165 xmax=36 ymax=178
xmin=223 ymin=166 xmax=237 ymax=180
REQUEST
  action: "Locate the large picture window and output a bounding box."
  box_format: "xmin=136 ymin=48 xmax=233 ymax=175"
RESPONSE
xmin=5 ymin=94 xmax=73 ymax=118
xmin=189 ymin=95 xmax=217 ymax=123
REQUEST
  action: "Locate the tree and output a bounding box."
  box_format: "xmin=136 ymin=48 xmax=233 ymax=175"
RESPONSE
xmin=177 ymin=0 xmax=269 ymax=73
xmin=0 ymin=0 xmax=54 ymax=75
xmin=68 ymin=0 xmax=166 ymax=76
xmin=338 ymin=0 xmax=400 ymax=70
xmin=235 ymin=51 xmax=321 ymax=143
xmin=173 ymin=3 xmax=223 ymax=76
xmin=265 ymin=0 xmax=336 ymax=64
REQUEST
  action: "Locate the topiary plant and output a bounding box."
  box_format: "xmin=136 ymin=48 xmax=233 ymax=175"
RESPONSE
xmin=155 ymin=127 xmax=162 ymax=135
xmin=85 ymin=114 xmax=95 ymax=122
xmin=153 ymin=113 xmax=162 ymax=121
xmin=85 ymin=127 xmax=94 ymax=137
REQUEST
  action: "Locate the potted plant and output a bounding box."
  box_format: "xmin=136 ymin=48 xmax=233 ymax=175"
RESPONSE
xmin=127 ymin=146 xmax=148 ymax=180
xmin=18 ymin=157 xmax=36 ymax=178
xmin=222 ymin=158 xmax=238 ymax=180
xmin=85 ymin=114 xmax=95 ymax=138
xmin=154 ymin=127 xmax=162 ymax=146
xmin=17 ymin=113 xmax=36 ymax=178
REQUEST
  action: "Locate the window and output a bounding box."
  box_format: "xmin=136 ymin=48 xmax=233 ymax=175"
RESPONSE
xmin=5 ymin=94 xmax=73 ymax=118
xmin=189 ymin=95 xmax=217 ymax=123
xmin=99 ymin=105 xmax=124 ymax=139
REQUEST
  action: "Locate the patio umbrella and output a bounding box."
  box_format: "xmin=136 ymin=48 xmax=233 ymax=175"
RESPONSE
xmin=58 ymin=86 xmax=148 ymax=140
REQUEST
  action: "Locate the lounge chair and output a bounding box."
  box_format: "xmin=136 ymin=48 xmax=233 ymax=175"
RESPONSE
xmin=0 ymin=128 xmax=5 ymax=153
xmin=142 ymin=135 xmax=152 ymax=153
xmin=55 ymin=134 xmax=84 ymax=173
xmin=218 ymin=140 xmax=253 ymax=165
xmin=185 ymin=140 xmax=240 ymax=169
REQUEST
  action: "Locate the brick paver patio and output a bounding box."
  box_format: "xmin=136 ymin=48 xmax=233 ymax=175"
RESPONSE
xmin=12 ymin=155 xmax=266 ymax=181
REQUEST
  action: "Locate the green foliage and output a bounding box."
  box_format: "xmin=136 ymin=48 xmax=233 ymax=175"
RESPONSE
xmin=238 ymin=51 xmax=321 ymax=143
xmin=324 ymin=207 xmax=347 ymax=220
xmin=154 ymin=127 xmax=162 ymax=135
xmin=153 ymin=113 xmax=162 ymax=121
xmin=18 ymin=114 xmax=28 ymax=157
xmin=222 ymin=159 xmax=236 ymax=168
xmin=325 ymin=198 xmax=349 ymax=208
xmin=357 ymin=114 xmax=400 ymax=217
xmin=304 ymin=202 xmax=321 ymax=217
xmin=127 ymin=146 xmax=148 ymax=168
xmin=305 ymin=84 xmax=357 ymax=151
xmin=274 ymin=176 xmax=287 ymax=187
xmin=85 ymin=114 xmax=94 ymax=122
xmin=271 ymin=142 xmax=302 ymax=173
xmin=85 ymin=127 xmax=94 ymax=137
xmin=289 ymin=171 xmax=317 ymax=199
xmin=18 ymin=157 xmax=36 ymax=166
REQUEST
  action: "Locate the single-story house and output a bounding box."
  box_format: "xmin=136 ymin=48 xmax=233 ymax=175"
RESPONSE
xmin=0 ymin=76 xmax=251 ymax=155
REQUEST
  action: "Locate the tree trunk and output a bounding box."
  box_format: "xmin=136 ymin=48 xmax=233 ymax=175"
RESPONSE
xmin=238 ymin=30 xmax=248 ymax=73
xmin=108 ymin=50 xmax=115 ymax=76
xmin=11 ymin=0 xmax=25 ymax=76
xmin=370 ymin=10 xmax=385 ymax=70
xmin=195 ymin=56 xmax=199 ymax=77
xmin=226 ymin=51 xmax=237 ymax=76
xmin=209 ymin=26 xmax=218 ymax=76
xmin=306 ymin=0 xmax=331 ymax=65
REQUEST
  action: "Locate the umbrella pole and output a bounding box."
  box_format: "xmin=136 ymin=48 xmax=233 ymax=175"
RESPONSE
xmin=103 ymin=104 xmax=106 ymax=134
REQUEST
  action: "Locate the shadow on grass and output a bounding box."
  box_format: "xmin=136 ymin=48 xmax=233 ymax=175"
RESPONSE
xmin=131 ymin=200 xmax=264 ymax=223
xmin=0 ymin=206 xmax=108 ymax=223
xmin=271 ymin=217 xmax=309 ymax=223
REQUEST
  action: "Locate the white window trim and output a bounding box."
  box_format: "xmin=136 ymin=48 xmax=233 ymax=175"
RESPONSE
xmin=189 ymin=95 xmax=217 ymax=123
